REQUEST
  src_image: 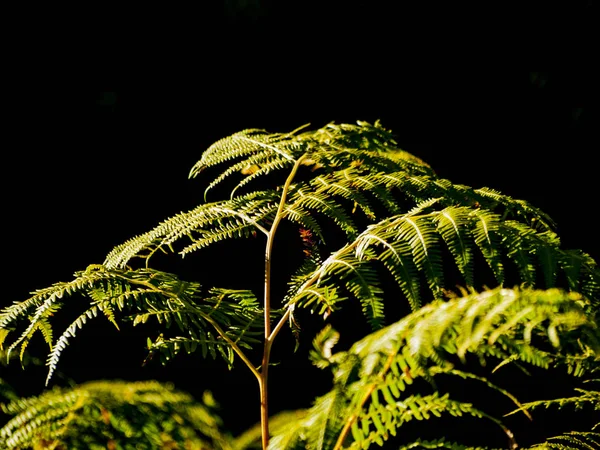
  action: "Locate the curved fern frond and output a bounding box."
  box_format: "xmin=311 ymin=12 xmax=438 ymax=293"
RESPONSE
xmin=398 ymin=437 xmax=502 ymax=449
xmin=506 ymin=379 xmax=600 ymax=421
xmin=433 ymin=206 xmax=475 ymax=286
xmin=270 ymin=287 xmax=599 ymax=449
xmin=103 ymin=190 xmax=278 ymax=269
xmin=525 ymin=431 xmax=600 ymax=450
xmin=0 ymin=380 xmax=233 ymax=450
xmin=286 ymin=200 xmax=600 ymax=330
xmin=1 ymin=267 xmax=265 ymax=384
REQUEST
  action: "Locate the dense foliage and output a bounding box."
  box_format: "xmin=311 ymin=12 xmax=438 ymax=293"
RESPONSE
xmin=1 ymin=121 xmax=598 ymax=449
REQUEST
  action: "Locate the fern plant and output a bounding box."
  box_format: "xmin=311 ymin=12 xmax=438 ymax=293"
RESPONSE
xmin=1 ymin=120 xmax=599 ymax=449
xmin=0 ymin=380 xmax=232 ymax=449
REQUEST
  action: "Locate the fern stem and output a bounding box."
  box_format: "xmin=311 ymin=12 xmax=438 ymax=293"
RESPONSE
xmin=260 ymin=154 xmax=307 ymax=449
xmin=268 ymin=305 xmax=293 ymax=342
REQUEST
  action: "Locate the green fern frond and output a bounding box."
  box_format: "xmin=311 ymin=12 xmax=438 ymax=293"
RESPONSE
xmin=309 ymin=325 xmax=342 ymax=369
xmin=286 ymin=196 xmax=599 ymax=331
xmin=397 ymin=437 xmax=502 ymax=449
xmin=283 ymin=204 xmax=326 ymax=242
xmin=309 ymin=171 xmax=378 ymax=220
xmin=103 ymin=190 xmax=277 ymax=269
xmin=0 ymin=380 xmax=232 ymax=450
xmin=349 ymin=393 xmax=499 ymax=450
xmin=268 ymin=388 xmax=349 ymax=450
xmin=433 ymin=206 xmax=475 ymax=286
xmin=506 ymin=380 xmax=600 ymax=417
xmin=190 ymin=128 xmax=300 ymax=188
xmin=525 ymin=431 xmax=600 ymax=450
xmin=308 ymin=245 xmax=385 ymax=328
xmin=289 ymin=189 xmax=359 ymax=238
xmin=471 ymin=209 xmax=505 ymax=284
xmin=45 ymin=305 xmax=103 ymax=384
xmin=1 ymin=267 xmax=265 ymax=383
xmin=475 ymin=187 xmax=557 ymax=232
xmin=191 ymin=121 xmax=435 ymax=203
xmin=274 ymin=287 xmax=597 ymax=450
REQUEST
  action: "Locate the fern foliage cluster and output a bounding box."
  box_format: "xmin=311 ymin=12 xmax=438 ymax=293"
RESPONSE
xmin=0 ymin=380 xmax=232 ymax=449
xmin=1 ymin=121 xmax=599 ymax=449
xmin=266 ymin=287 xmax=599 ymax=450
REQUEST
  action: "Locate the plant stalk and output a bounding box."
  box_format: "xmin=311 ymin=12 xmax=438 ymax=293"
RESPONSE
xmin=260 ymin=154 xmax=306 ymax=449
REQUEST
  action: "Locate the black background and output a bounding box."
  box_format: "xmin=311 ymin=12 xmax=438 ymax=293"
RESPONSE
xmin=3 ymin=1 xmax=598 ymax=446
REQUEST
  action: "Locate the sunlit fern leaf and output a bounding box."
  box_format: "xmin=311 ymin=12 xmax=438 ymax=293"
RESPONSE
xmin=309 ymin=171 xmax=378 ymax=220
xmin=1 ymin=266 xmax=265 ymax=383
xmin=433 ymin=206 xmax=476 ymax=287
xmin=45 ymin=304 xmax=104 ymax=384
xmin=204 ymin=150 xmax=294 ymax=200
xmin=190 ymin=128 xmax=299 ymax=175
xmin=285 ymin=190 xmax=600 ymax=332
xmin=279 ymin=288 xmax=598 ymax=450
xmin=345 ymin=171 xmax=405 ymax=215
xmin=475 ymin=187 xmax=557 ymax=232
xmin=525 ymin=431 xmax=600 ymax=450
xmin=0 ymin=380 xmax=233 ymax=450
xmin=103 ymin=190 xmax=278 ymax=269
xmin=148 ymin=334 xmax=236 ymax=367
xmin=0 ymin=267 xmax=113 ymax=334
xmin=230 ymin=156 xmax=298 ymax=198
xmin=349 ymin=393 xmax=504 ymax=450
xmin=498 ymin=221 xmax=538 ymax=286
xmin=471 ymin=209 xmax=505 ymax=284
xmin=309 ymin=246 xmax=385 ymax=328
xmin=289 ymin=189 xmax=359 ymax=238
xmin=191 ymin=121 xmax=434 ymax=203
xmin=180 ymin=216 xmax=261 ymax=255
xmin=268 ymin=388 xmax=349 ymax=450
xmin=506 ymin=379 xmax=600 ymax=417
xmin=344 ymin=259 xmax=385 ymax=329
xmin=535 ymin=231 xmax=561 ymax=288
xmin=397 ymin=437 xmax=503 ymax=449
xmin=394 ymin=215 xmax=445 ymax=298
xmin=354 ymin=210 xmax=445 ymax=301
xmin=360 ymin=229 xmax=422 ymax=311
xmin=309 ymin=324 xmax=342 ymax=369
xmin=16 ymin=316 xmax=54 ymax=369
xmin=283 ymin=203 xmax=326 ymax=243
xmin=192 ymin=127 xmax=305 ymax=200
xmin=558 ymin=251 xmax=600 ymax=310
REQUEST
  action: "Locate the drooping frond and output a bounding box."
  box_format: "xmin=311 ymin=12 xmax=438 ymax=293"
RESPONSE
xmin=398 ymin=437 xmax=503 ymax=449
xmin=0 ymin=266 xmax=265 ymax=384
xmin=506 ymin=379 xmax=600 ymax=418
xmin=190 ymin=127 xmax=302 ymax=200
xmin=525 ymin=431 xmax=600 ymax=450
xmin=103 ymin=190 xmax=278 ymax=269
xmin=0 ymin=380 xmax=233 ymax=449
xmin=269 ymin=287 xmax=599 ymax=449
xmin=506 ymin=379 xmax=600 ymax=445
xmin=190 ymin=121 xmax=434 ymax=201
xmin=285 ymin=202 xmax=600 ymax=329
xmin=88 ymin=122 xmax=598 ymax=334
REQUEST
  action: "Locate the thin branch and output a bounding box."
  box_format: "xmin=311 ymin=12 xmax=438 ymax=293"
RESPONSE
xmin=268 ymin=305 xmax=293 ymax=343
xmin=260 ymin=154 xmax=307 ymax=449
